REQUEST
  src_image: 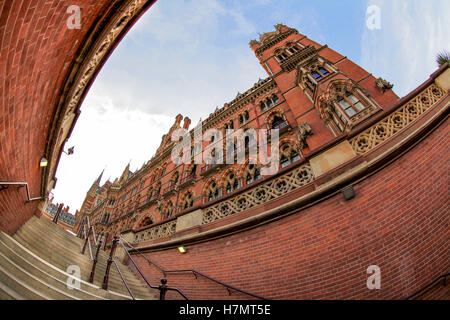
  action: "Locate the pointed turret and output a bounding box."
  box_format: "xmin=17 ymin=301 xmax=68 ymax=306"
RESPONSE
xmin=95 ymin=169 xmax=104 ymax=185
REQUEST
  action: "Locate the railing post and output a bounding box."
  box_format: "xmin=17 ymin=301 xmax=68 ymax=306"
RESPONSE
xmin=159 ymin=278 xmax=168 ymax=300
xmin=76 ymin=218 xmax=85 ymax=238
xmin=103 ymin=233 xmax=109 ymax=250
xmin=52 ymin=203 xmax=64 ymax=224
xmin=102 ymin=236 xmax=118 ymax=290
xmin=81 ymin=226 xmax=92 ymax=255
xmin=89 ymin=240 xmax=102 ymax=283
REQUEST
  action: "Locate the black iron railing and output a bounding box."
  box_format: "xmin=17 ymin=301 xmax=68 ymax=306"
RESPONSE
xmin=405 ymin=273 xmax=449 ymax=300
xmin=117 ymin=237 xmax=188 ymax=300
xmin=120 ymin=237 xmax=267 ymax=300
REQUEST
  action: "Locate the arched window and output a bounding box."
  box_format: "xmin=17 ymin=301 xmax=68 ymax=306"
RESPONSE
xmin=163 ymin=201 xmax=173 ymax=219
xmin=272 ymin=94 xmax=279 ymax=104
xmin=245 ymin=164 xmax=262 ymax=185
xmin=185 ymin=164 xmax=197 ymax=179
xmin=239 ymin=114 xmax=244 ymax=124
xmin=260 ymin=101 xmax=267 ymax=111
xmin=169 ymin=172 xmax=179 ymax=189
xmin=225 ymin=172 xmax=240 ymax=194
xmin=207 ymin=181 xmax=220 ymax=202
xmin=271 ymin=115 xmax=286 ymax=129
xmin=244 ymin=110 xmax=250 ymax=121
xmin=320 ymin=83 xmax=375 ymax=133
xmin=183 ymin=192 xmax=194 ymax=210
xmin=152 ymin=182 xmax=161 ymax=199
xmin=280 ymin=144 xmax=300 ymax=168
xmin=260 ymin=95 xmax=279 ymax=112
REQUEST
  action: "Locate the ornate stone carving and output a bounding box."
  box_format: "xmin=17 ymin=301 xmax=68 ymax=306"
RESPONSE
xmin=375 ymin=77 xmax=394 ymax=93
xmin=350 ymin=83 xmax=445 ymax=154
xmin=296 ymin=122 xmax=313 ymax=149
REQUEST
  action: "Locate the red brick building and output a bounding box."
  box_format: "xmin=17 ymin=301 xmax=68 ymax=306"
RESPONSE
xmin=75 ymin=24 xmax=450 ymax=299
xmin=0 ymin=1 xmax=448 ymax=300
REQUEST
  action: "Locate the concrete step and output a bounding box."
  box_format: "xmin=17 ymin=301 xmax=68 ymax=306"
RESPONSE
xmin=13 ymin=222 xmax=145 ymax=285
xmin=0 ymin=216 xmax=157 ymax=300
xmin=0 ymin=280 xmax=26 ymax=300
xmin=12 ymin=231 xmax=153 ymax=298
xmin=12 ymin=229 xmax=151 ymax=296
xmin=0 ymin=238 xmax=105 ymax=300
xmin=0 ymin=232 xmax=133 ymax=300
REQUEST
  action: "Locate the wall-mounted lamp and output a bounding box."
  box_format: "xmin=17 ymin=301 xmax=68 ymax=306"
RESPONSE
xmin=40 ymin=157 xmax=48 ymax=167
xmin=178 ymin=246 xmax=187 ymax=254
xmin=341 ymin=185 xmax=355 ymax=201
xmin=63 ymin=146 xmax=74 ymax=155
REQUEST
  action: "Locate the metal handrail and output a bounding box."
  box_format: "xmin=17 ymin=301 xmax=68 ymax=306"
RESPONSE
xmin=118 ymin=238 xmax=188 ymax=300
xmin=87 ymin=230 xmax=93 ymax=260
xmin=0 ymin=181 xmax=46 ymax=203
xmin=112 ymin=258 xmax=135 ymax=300
xmin=405 ymin=273 xmax=449 ymax=300
xmin=86 ymin=216 xmax=97 ymax=246
xmin=120 ymin=236 xmax=266 ymax=300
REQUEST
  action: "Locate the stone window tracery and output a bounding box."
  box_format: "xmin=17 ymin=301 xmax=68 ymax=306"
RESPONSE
xmin=280 ymin=143 xmax=300 ymax=168
xmin=319 ymin=81 xmax=380 ymax=132
xmin=205 ymin=180 xmax=221 ymax=202
xmin=162 ymin=201 xmax=173 ymax=219
xmin=245 ymin=164 xmax=262 ymax=185
xmin=225 ymin=172 xmax=240 ymax=194
xmin=183 ymin=192 xmax=194 ymax=210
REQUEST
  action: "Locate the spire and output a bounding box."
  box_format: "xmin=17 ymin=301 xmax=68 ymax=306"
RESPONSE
xmin=95 ymin=169 xmax=104 ymax=185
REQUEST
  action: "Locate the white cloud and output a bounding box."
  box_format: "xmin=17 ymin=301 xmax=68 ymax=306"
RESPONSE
xmin=52 ymin=95 xmax=174 ymax=211
xmin=52 ymin=0 xmax=267 ymax=211
xmin=361 ymin=0 xmax=450 ymax=97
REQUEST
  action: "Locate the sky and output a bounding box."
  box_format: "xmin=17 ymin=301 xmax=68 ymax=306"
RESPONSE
xmin=52 ymin=0 xmax=449 ymax=213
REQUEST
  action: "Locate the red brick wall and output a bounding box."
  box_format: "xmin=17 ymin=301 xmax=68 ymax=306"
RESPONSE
xmin=132 ymin=118 xmax=449 ymax=299
xmin=0 ymin=1 xmax=112 ymax=234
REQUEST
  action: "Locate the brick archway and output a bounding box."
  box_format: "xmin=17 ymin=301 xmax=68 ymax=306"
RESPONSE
xmin=0 ymin=0 xmax=157 ymax=234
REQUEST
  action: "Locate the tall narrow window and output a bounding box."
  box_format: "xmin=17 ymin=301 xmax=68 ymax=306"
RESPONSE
xmin=272 ymin=94 xmax=279 ymax=104
xmin=208 ymin=182 xmax=220 ymax=201
xmin=244 ymin=111 xmax=250 ymax=121
xmin=260 ymin=101 xmax=267 ymax=111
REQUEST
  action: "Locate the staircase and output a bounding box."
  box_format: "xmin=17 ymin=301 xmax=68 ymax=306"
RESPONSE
xmin=0 ymin=216 xmax=157 ymax=300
